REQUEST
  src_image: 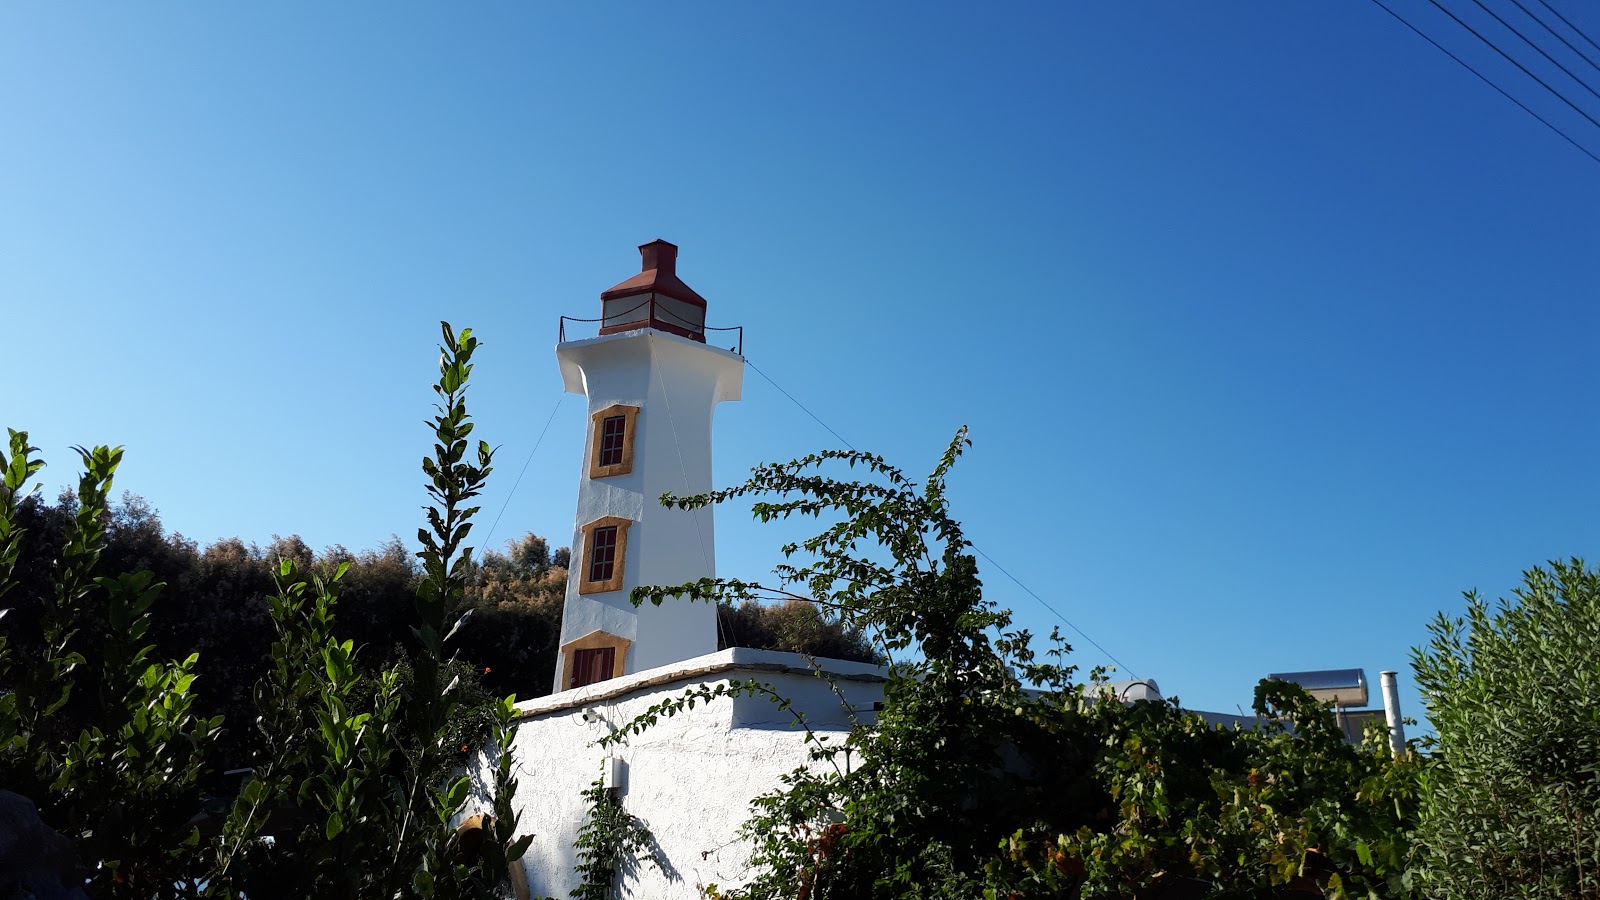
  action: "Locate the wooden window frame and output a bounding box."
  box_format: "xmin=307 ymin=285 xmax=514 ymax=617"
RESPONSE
xmin=588 ymin=404 xmax=640 ymax=479
xmin=578 ymin=516 xmax=632 ymax=595
xmin=560 ymin=630 xmax=632 ymax=690
xmin=588 ymin=525 xmax=619 ymax=584
xmin=597 ymin=415 xmax=627 ymax=467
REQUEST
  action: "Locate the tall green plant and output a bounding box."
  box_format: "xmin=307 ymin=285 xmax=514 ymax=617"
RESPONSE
xmin=1412 ymin=559 xmax=1600 ymax=900
xmin=402 ymin=322 xmax=503 ymax=894
xmin=1 ymin=438 xmax=119 ymax=787
xmin=207 ymin=322 xmax=529 ymax=900
xmin=207 ymin=559 xmax=409 ymax=898
xmin=0 ymin=434 xmax=222 ymax=899
xmin=0 ymin=429 xmax=48 ymax=751
xmin=2 ymin=325 xmax=535 ymax=899
xmin=397 ymin=322 xmax=533 ymax=897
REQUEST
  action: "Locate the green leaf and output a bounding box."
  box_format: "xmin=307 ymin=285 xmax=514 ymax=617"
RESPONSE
xmin=446 ymin=774 xmax=471 ymax=810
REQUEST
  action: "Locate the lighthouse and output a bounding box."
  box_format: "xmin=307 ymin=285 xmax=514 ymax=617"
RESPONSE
xmin=551 ymin=240 xmax=744 ymax=693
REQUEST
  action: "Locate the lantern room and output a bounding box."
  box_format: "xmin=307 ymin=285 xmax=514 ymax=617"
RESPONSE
xmin=596 ymin=239 xmax=708 ymax=342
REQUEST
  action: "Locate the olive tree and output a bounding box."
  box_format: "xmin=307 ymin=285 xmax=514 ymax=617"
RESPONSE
xmin=1412 ymin=559 xmax=1600 ymax=900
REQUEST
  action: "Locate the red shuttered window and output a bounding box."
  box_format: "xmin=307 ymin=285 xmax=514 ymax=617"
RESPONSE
xmin=571 ymin=646 xmax=616 ymax=689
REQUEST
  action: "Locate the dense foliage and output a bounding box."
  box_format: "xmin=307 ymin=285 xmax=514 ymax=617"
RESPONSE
xmin=717 ymin=598 xmax=882 ymax=664
xmin=0 ymin=439 xmax=221 ymax=897
xmin=622 ymin=429 xmax=1423 ymax=899
xmin=5 ymin=316 xmax=1592 ymax=900
xmin=0 ymin=320 xmax=883 ymax=899
xmin=0 ymin=324 xmax=532 ymax=899
xmin=1 ymin=499 xmax=874 ymax=776
xmin=1412 ymin=559 xmax=1600 ymax=900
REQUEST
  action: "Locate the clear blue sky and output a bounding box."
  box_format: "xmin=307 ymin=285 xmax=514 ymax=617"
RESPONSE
xmin=3 ymin=3 xmax=1596 ymax=719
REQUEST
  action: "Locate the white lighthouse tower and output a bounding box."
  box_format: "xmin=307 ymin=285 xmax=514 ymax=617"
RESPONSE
xmin=551 ymin=240 xmax=744 ymax=693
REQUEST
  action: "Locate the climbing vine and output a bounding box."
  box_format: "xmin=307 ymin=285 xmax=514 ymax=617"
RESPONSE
xmin=570 ymin=772 xmax=658 ymax=900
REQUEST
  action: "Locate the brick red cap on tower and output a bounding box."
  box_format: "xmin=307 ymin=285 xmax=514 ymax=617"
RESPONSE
xmin=600 ymin=239 xmax=708 ymax=308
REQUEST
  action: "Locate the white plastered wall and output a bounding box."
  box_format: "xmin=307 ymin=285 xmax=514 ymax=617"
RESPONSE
xmin=552 ymin=330 xmax=744 ymax=691
xmin=488 ymin=649 xmax=887 ymax=899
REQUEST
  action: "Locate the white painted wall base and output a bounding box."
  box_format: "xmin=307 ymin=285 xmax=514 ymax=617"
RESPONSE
xmin=484 ymin=649 xmax=887 ymax=899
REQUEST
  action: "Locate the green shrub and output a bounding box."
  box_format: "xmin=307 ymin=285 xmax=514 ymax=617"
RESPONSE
xmin=1 ymin=323 xmax=533 ymax=899
xmin=621 ymin=429 xmax=1421 ymax=900
xmin=716 ymin=598 xmax=883 ymax=664
xmin=1412 ymin=559 xmax=1600 ymax=900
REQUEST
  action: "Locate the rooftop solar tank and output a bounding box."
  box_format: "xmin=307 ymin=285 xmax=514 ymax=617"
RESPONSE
xmin=1265 ymin=668 xmax=1368 ymax=708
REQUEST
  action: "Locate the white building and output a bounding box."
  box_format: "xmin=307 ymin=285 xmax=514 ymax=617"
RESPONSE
xmin=550 ymin=239 xmax=745 ymax=693
xmin=502 ymin=241 xmax=889 ymax=899
xmin=505 ymin=648 xmax=887 ymax=898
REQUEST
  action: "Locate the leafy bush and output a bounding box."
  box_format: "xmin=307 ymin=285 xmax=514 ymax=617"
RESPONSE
xmin=623 ymin=429 xmax=1421 ymax=899
xmin=1412 ymin=559 xmax=1600 ymax=900
xmin=3 ymin=488 xmax=579 ymax=775
xmin=0 ymin=436 xmax=221 ymax=897
xmin=5 ymin=493 xmax=880 ymax=758
xmin=716 ymin=598 xmax=883 ymax=664
xmin=0 ymin=323 xmax=532 ymax=899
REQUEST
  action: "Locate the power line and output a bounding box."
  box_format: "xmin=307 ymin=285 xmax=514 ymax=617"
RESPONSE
xmin=1369 ymin=0 xmax=1600 ymax=166
xmin=1533 ymin=0 xmax=1600 ymax=61
xmin=1463 ymin=0 xmax=1600 ymax=103
xmin=1508 ymin=0 xmax=1600 ymax=77
xmin=746 ymin=354 xmax=1138 ymax=677
xmin=477 ymin=394 xmax=564 ymax=562
xmin=1420 ymin=0 xmax=1600 ymax=132
xmin=971 ymin=547 xmax=1139 ymax=678
xmin=745 ymin=358 xmax=858 ymax=452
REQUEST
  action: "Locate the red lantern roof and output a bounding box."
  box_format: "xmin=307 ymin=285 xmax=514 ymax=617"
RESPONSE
xmin=600 ymin=239 xmax=707 ymax=308
xmin=597 ymin=239 xmax=709 ymax=342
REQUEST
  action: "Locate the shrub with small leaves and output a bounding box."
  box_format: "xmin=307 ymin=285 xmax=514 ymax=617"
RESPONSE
xmin=1412 ymin=559 xmax=1600 ymax=900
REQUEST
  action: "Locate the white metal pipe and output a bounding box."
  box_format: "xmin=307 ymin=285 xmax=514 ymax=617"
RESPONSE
xmin=1379 ymin=670 xmax=1406 ymax=755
